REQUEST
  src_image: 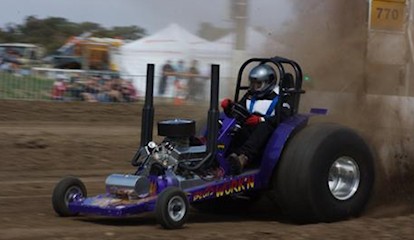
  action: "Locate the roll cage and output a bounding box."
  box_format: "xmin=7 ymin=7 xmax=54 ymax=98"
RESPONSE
xmin=234 ymin=56 xmax=306 ymax=125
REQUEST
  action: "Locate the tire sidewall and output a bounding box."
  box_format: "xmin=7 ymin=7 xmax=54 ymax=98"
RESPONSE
xmin=307 ymin=128 xmax=374 ymax=221
xmin=156 ymin=187 xmax=189 ymax=229
xmin=52 ymin=176 xmax=86 ymax=217
xmin=273 ymin=123 xmax=375 ymax=223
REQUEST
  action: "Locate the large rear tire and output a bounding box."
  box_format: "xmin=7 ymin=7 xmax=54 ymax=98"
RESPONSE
xmin=271 ymin=123 xmax=374 ymax=223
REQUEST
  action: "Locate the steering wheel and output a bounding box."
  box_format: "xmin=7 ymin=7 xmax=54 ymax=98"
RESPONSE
xmin=228 ymin=102 xmax=251 ymax=124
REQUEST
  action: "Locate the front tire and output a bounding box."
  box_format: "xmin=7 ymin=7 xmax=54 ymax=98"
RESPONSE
xmin=271 ymin=123 xmax=374 ymax=223
xmin=155 ymin=187 xmax=189 ymax=229
xmin=52 ymin=176 xmax=87 ymax=217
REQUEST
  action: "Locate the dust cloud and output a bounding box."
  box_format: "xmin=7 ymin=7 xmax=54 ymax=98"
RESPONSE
xmin=264 ymin=0 xmax=414 ymax=214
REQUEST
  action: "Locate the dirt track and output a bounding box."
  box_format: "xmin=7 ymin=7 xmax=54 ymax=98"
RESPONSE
xmin=0 ymin=100 xmax=414 ymax=240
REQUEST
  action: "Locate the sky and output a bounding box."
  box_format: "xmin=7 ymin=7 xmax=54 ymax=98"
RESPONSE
xmin=0 ymin=0 xmax=293 ymax=35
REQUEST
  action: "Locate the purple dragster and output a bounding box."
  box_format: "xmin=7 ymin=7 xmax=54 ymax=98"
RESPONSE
xmin=52 ymin=57 xmax=375 ymax=229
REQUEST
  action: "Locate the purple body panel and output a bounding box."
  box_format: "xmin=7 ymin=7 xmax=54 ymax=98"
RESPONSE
xmin=216 ymin=117 xmax=238 ymax=174
xmin=186 ymin=170 xmax=259 ymax=203
xmin=68 ymin=114 xmax=308 ymax=217
xmin=69 ymin=194 xmax=156 ymax=217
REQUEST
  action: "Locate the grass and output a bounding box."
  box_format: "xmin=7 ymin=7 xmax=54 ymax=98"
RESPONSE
xmin=0 ymin=71 xmax=54 ymax=100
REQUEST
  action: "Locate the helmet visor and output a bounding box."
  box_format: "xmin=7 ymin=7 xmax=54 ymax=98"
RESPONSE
xmin=250 ymin=79 xmax=264 ymax=92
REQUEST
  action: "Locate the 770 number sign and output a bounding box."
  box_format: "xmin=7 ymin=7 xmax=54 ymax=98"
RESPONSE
xmin=371 ymin=0 xmax=406 ymax=31
xmin=376 ymin=7 xmax=399 ymax=20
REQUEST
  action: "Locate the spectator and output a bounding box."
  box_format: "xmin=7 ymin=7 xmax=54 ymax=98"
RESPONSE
xmin=0 ymin=61 xmax=11 ymax=72
xmin=174 ymin=60 xmax=188 ymax=104
xmin=80 ymin=76 xmax=100 ymax=102
xmin=106 ymin=78 xmax=124 ymax=102
xmin=66 ymin=74 xmax=84 ymax=100
xmin=8 ymin=50 xmax=22 ymax=75
xmin=50 ymin=73 xmax=139 ymax=103
xmin=95 ymin=77 xmax=113 ymax=102
xmin=121 ymin=79 xmax=138 ymax=102
xmin=198 ymin=63 xmax=211 ymax=101
xmin=51 ymin=74 xmax=68 ymax=100
xmin=187 ymin=59 xmax=209 ymax=101
xmin=158 ymin=60 xmax=175 ymax=96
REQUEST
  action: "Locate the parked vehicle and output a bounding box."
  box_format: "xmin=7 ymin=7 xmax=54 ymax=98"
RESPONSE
xmin=51 ymin=33 xmax=123 ymax=71
xmin=0 ymin=43 xmax=44 ymax=67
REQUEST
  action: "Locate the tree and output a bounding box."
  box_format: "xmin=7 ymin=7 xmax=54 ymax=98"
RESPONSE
xmin=78 ymin=22 xmax=103 ymax=33
xmin=109 ymin=26 xmax=146 ymax=39
xmin=0 ymin=16 xmax=147 ymax=54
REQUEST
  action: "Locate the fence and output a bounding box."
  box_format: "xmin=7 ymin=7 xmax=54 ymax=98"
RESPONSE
xmin=0 ymin=67 xmax=222 ymax=103
xmin=0 ymin=68 xmax=145 ymax=102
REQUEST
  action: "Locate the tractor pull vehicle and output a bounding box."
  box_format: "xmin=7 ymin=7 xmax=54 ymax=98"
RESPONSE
xmin=52 ymin=57 xmax=375 ymax=229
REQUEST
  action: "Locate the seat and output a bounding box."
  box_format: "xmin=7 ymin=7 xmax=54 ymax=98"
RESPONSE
xmin=281 ymin=73 xmax=295 ymax=116
xmin=281 ymin=73 xmax=295 ymax=89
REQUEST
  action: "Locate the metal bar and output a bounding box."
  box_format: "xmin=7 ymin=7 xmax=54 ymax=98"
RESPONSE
xmin=206 ymin=64 xmax=220 ymax=157
xmin=140 ymin=64 xmax=154 ymax=147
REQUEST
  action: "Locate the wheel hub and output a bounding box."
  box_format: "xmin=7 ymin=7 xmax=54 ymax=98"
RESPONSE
xmin=168 ymin=196 xmax=186 ymax=221
xmin=64 ymin=186 xmax=83 ymax=205
xmin=328 ymin=156 xmax=360 ymax=200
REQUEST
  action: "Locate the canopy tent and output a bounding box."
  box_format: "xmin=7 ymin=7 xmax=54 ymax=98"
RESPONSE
xmin=118 ymin=23 xmax=217 ymax=96
xmin=121 ymin=23 xmax=208 ymax=59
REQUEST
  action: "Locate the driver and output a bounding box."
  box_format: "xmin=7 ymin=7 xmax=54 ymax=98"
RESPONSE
xmin=221 ymin=63 xmax=290 ymax=175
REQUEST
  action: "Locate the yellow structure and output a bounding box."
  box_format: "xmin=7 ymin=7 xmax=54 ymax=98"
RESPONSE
xmin=370 ymin=0 xmax=407 ymax=31
xmin=57 ymin=35 xmax=123 ymax=71
xmin=75 ymin=38 xmax=123 ymax=71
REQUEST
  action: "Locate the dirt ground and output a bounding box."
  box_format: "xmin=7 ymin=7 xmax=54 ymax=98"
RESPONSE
xmin=0 ymin=100 xmax=413 ymax=240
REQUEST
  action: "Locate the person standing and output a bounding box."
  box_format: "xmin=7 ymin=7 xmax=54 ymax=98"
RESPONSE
xmin=158 ymin=60 xmax=175 ymax=96
xmin=187 ymin=59 xmax=200 ymax=101
xmin=51 ymin=74 xmax=68 ymax=100
xmin=174 ymin=60 xmax=188 ymax=104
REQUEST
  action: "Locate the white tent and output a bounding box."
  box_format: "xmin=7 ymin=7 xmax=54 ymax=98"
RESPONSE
xmin=118 ymin=23 xmax=214 ymax=96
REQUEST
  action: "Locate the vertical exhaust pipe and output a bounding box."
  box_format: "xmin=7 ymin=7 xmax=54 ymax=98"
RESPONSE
xmin=206 ymin=64 xmax=219 ymax=156
xmin=140 ymin=64 xmax=155 ymax=147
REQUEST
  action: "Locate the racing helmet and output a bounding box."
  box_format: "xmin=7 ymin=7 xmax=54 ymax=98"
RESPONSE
xmin=248 ymin=64 xmax=277 ymax=97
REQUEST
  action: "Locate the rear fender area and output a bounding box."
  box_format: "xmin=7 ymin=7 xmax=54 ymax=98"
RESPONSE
xmin=257 ymin=114 xmax=309 ymax=186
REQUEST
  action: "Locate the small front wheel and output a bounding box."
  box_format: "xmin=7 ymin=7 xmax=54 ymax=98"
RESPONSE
xmin=52 ymin=176 xmax=87 ymax=217
xmin=155 ymin=187 xmax=189 ymax=229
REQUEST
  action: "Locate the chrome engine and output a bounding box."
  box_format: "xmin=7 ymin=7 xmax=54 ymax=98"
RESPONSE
xmin=105 ymin=140 xmax=207 ymax=198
